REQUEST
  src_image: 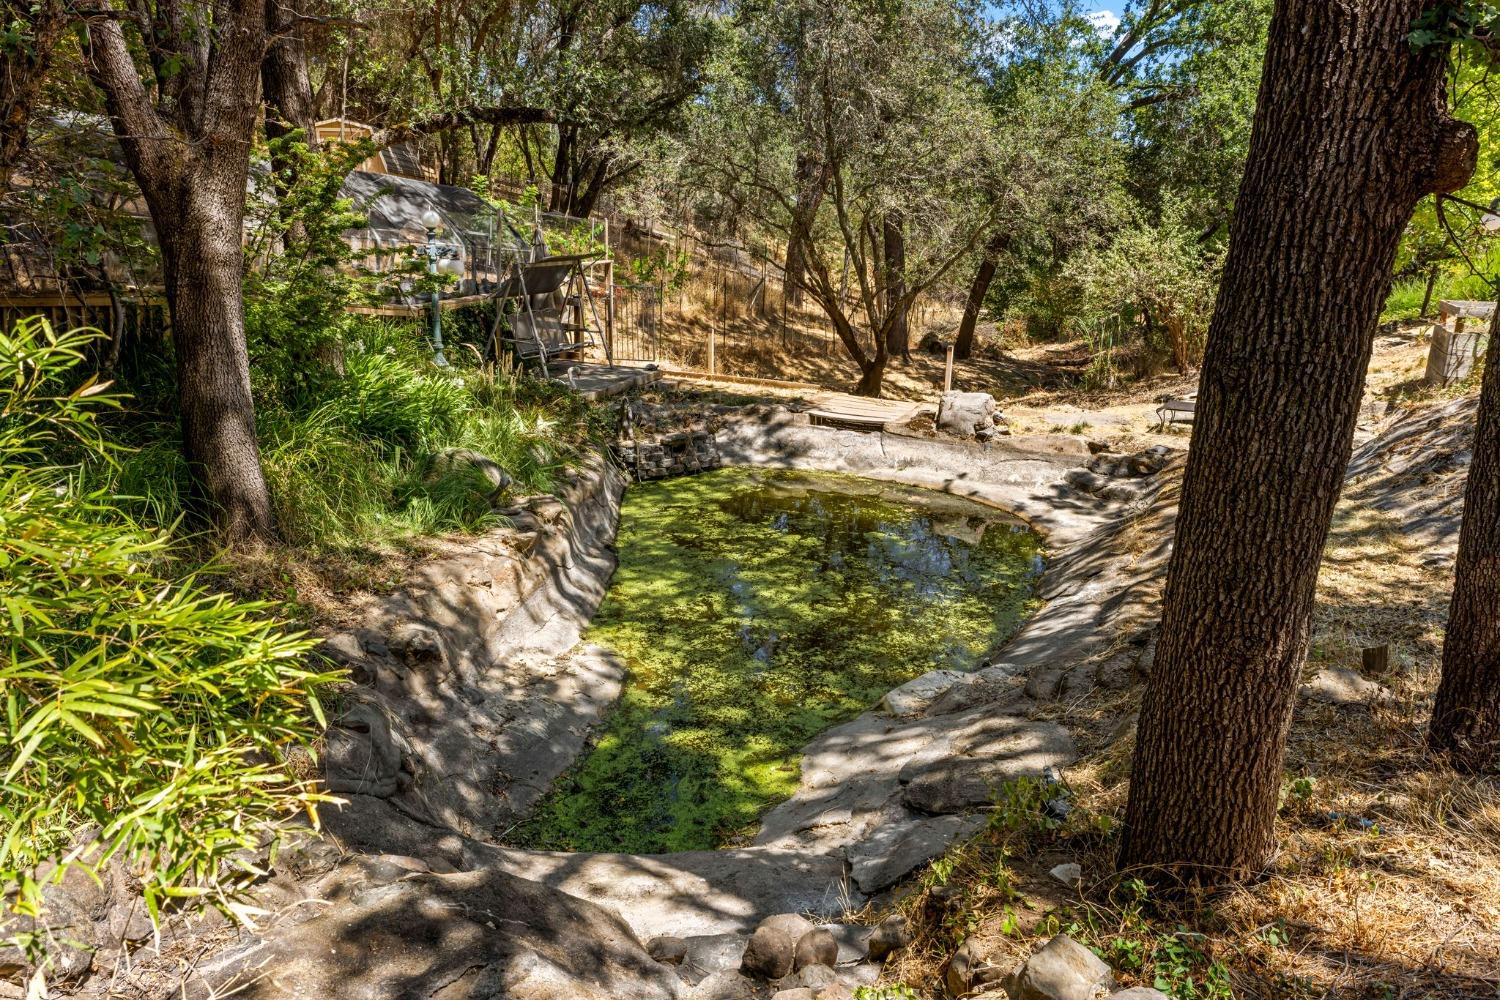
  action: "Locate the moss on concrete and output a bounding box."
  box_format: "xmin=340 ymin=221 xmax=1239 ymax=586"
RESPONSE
xmin=514 ymin=468 xmax=1042 ymax=853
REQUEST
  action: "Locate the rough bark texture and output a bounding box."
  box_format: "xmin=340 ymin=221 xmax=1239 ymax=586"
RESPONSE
xmin=1429 ymin=306 xmax=1500 ymax=771
xmin=882 ymin=215 xmax=909 ymax=363
xmin=784 ymin=153 xmax=826 ymax=307
xmin=82 ymin=0 xmax=277 ymax=545
xmin=955 ymin=232 xmax=1005 ymax=360
xmin=262 ymin=0 xmax=319 ymax=147
xmin=1118 ymin=0 xmax=1474 ymax=883
xmin=0 ymin=0 xmax=66 ymax=192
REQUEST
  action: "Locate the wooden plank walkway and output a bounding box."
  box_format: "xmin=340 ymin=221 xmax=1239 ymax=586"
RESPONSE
xmin=806 ymin=393 xmax=931 ymax=431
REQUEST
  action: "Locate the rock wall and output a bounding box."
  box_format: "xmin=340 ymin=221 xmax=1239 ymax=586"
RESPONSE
xmin=319 ymin=453 xmax=629 ymax=843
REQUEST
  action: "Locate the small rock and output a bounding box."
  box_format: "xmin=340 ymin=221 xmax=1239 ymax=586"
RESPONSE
xmin=794 ymin=929 xmax=839 ymax=972
xmin=1108 ymin=990 xmax=1172 ymax=999
xmin=814 ymin=985 xmax=856 ymax=1000
xmin=1049 ymin=863 xmax=1083 ymax=889
xmin=946 ymin=937 xmax=1007 ymax=996
xmin=648 ymin=934 xmax=688 ymax=966
xmin=798 ymin=963 xmax=838 ymax=989
xmin=742 ymin=925 xmax=797 ymax=980
xmin=1004 ymin=933 xmax=1114 ymax=1000
xmin=772 ymin=989 xmax=814 ymax=1000
xmin=866 ymin=914 xmax=912 ymax=961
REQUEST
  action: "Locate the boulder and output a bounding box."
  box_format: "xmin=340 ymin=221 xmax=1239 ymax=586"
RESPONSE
xmin=938 ymin=392 xmax=1000 ymax=440
xmin=846 ymin=815 xmax=986 ymax=892
xmin=742 ymin=924 xmax=797 ymax=980
xmin=814 ymin=985 xmax=856 ymax=1000
xmin=649 ymin=935 xmax=689 ymax=966
xmin=1004 ymin=934 xmax=1114 ymax=1000
xmin=689 ymin=969 xmax=757 ymax=999
xmin=760 ymin=913 xmax=817 ymax=941
xmin=946 ymin=936 xmax=1007 ymax=996
xmin=772 ymin=990 xmax=814 ymax=1000
xmin=866 ymin=914 xmax=913 ymax=961
xmin=880 ymin=669 xmax=966 ymax=716
xmin=201 ymin=863 xmax=680 ymax=1000
xmin=423 ymin=447 xmax=514 ymax=503
xmin=794 ymin=929 xmax=839 ymax=972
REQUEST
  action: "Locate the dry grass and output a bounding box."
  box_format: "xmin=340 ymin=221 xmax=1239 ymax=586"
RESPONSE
xmin=877 ymin=464 xmax=1500 ymax=999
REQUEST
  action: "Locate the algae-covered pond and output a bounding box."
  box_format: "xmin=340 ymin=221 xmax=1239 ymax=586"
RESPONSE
xmin=515 ymin=467 xmax=1043 ymax=854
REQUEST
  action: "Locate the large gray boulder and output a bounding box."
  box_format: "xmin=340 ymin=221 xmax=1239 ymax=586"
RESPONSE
xmin=1004 ymin=934 xmax=1114 ymax=1000
xmin=204 ymin=862 xmax=681 ymax=1000
xmin=938 ymin=392 xmax=1001 ymax=440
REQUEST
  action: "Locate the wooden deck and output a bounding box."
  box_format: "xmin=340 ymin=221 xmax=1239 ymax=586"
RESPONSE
xmin=806 ymin=393 xmax=931 ymax=431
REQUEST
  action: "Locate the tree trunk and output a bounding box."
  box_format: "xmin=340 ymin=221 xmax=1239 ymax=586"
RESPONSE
xmin=261 ymin=0 xmax=318 ymax=148
xmin=155 ymin=182 xmax=277 ymax=544
xmin=955 ymin=232 xmax=1005 ymax=360
xmin=0 ymin=0 xmax=65 ymax=192
xmin=854 ymin=347 xmax=888 ymax=397
xmin=784 ymin=154 xmax=825 ymax=307
xmin=1118 ymin=0 xmax=1475 ymax=885
xmin=882 ymin=215 xmax=909 ymax=363
xmin=83 ymin=1 xmax=278 ymax=546
xmin=1429 ymin=305 xmax=1500 ymax=770
xmin=1420 ymin=265 xmax=1440 ymax=319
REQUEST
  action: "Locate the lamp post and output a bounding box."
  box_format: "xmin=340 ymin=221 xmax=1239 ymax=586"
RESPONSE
xmin=419 ymin=208 xmax=463 ymax=368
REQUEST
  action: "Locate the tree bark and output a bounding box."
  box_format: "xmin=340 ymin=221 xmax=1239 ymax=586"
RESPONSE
xmin=882 ymin=214 xmax=909 ymax=363
xmin=0 ymin=0 xmax=66 ymax=192
xmin=1118 ymin=0 xmax=1475 ymax=885
xmin=784 ymin=154 xmax=825 ymax=307
xmin=262 ymin=0 xmax=318 ymax=147
xmin=955 ymin=232 xmax=1005 ymax=360
xmin=1429 ymin=305 xmax=1500 ymax=771
xmin=82 ymin=1 xmax=278 ymax=545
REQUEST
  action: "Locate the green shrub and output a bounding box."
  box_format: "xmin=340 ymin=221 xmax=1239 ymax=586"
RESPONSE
xmin=329 ymin=331 xmax=470 ymax=454
xmin=0 ymin=319 xmax=339 ymax=957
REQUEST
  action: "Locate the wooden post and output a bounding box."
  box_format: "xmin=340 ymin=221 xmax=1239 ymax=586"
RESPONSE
xmin=944 ymin=343 xmax=955 ymax=393
xmin=709 ymin=323 xmax=717 ymax=375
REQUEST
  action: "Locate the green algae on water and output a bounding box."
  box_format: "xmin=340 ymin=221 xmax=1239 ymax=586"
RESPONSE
xmin=513 ymin=467 xmax=1043 ymax=854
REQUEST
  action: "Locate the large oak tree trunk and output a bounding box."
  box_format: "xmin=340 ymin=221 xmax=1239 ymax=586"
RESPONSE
xmin=1429 ymin=306 xmax=1500 ymax=770
xmin=1118 ymin=0 xmax=1474 ymax=884
xmin=955 ymin=232 xmax=1005 ymax=360
xmin=83 ymin=0 xmax=277 ymax=546
xmin=155 ymin=182 xmax=277 ymax=543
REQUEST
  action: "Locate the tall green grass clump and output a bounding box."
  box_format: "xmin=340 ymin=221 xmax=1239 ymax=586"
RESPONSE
xmin=0 ymin=319 xmax=339 ymax=964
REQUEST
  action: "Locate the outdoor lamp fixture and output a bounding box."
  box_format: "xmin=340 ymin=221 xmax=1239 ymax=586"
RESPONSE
xmin=418 ymin=208 xmax=464 ymax=368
